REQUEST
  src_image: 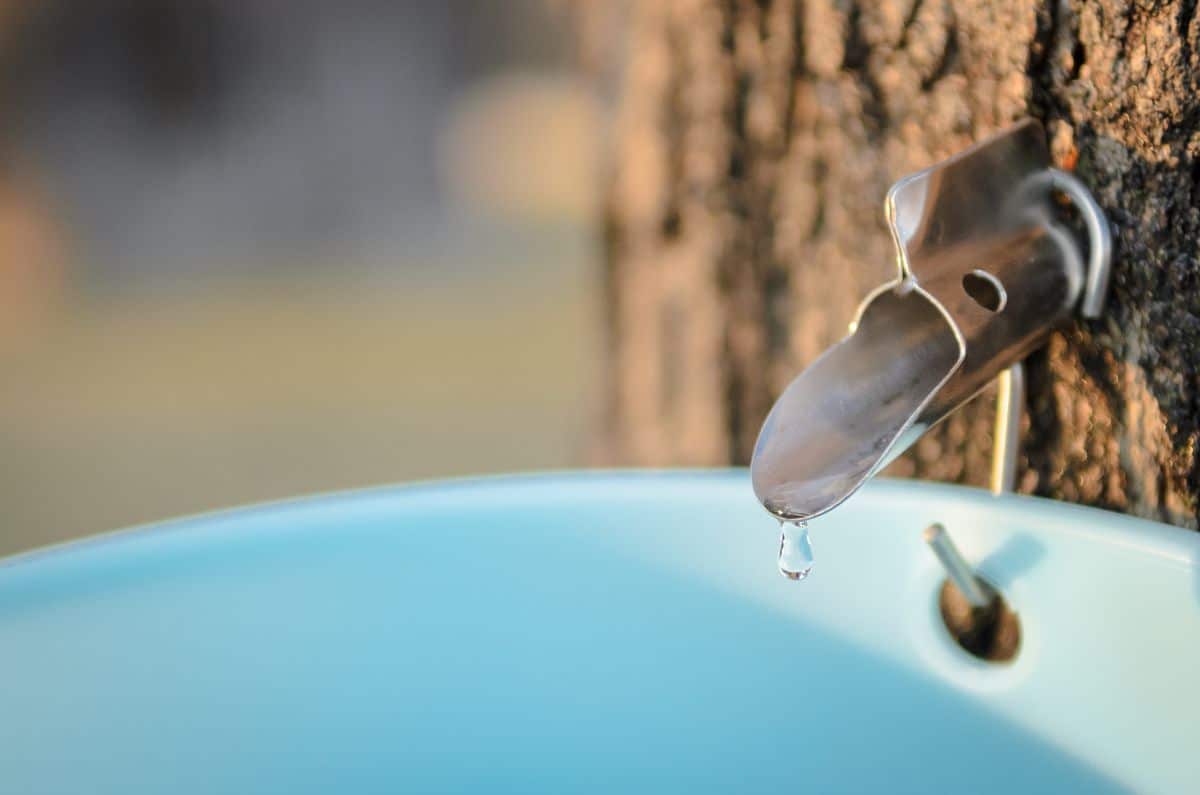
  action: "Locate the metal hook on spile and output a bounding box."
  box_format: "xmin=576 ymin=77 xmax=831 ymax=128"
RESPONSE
xmin=989 ymin=166 xmax=1113 ymax=495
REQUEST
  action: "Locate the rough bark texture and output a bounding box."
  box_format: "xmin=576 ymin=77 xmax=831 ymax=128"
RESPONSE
xmin=600 ymin=0 xmax=1200 ymax=527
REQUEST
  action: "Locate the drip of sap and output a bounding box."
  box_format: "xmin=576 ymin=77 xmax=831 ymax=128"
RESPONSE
xmin=777 ymin=519 xmax=814 ymax=581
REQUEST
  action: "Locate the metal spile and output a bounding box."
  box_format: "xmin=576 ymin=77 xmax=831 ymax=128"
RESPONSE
xmin=752 ymin=120 xmax=1112 ymax=521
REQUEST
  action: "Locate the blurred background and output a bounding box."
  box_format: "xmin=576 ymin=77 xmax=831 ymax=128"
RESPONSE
xmin=0 ymin=0 xmax=615 ymax=555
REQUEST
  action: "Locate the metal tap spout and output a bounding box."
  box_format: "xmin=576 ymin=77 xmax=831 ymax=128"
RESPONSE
xmin=751 ymin=120 xmax=1111 ymax=521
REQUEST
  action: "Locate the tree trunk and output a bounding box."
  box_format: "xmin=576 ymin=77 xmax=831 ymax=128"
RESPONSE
xmin=599 ymin=0 xmax=1200 ymax=527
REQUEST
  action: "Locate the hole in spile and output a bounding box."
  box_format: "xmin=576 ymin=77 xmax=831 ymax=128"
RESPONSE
xmin=962 ymin=269 xmax=1006 ymax=312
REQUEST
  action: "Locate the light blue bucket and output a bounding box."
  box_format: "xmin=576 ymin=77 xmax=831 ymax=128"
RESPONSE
xmin=2 ymin=472 xmax=1197 ymax=793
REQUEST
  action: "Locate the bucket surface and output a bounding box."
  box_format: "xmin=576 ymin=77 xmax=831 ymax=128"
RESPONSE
xmin=1 ymin=472 xmax=1197 ymax=793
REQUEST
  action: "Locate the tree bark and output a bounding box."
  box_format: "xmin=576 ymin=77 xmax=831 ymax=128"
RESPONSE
xmin=599 ymin=0 xmax=1200 ymax=527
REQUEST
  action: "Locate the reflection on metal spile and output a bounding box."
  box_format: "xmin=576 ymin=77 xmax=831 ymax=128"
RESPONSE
xmin=751 ymin=120 xmax=1112 ymax=521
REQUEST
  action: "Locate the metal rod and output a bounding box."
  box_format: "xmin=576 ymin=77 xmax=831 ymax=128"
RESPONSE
xmin=989 ymin=362 xmax=1024 ymax=495
xmin=923 ymin=523 xmax=992 ymax=608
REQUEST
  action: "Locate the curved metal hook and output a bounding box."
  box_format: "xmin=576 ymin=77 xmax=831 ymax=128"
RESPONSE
xmin=1046 ymin=168 xmax=1114 ymax=319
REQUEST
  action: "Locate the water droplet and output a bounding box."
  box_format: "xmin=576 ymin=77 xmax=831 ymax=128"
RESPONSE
xmin=778 ymin=520 xmax=814 ymax=581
